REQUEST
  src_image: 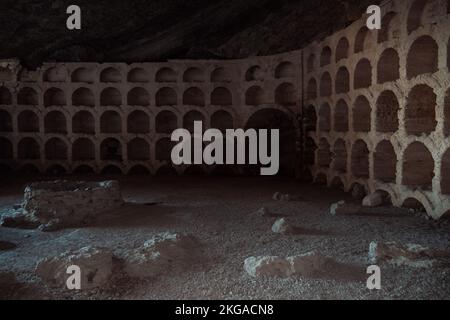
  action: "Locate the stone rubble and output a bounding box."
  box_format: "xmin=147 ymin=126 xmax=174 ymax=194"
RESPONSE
xmin=271 ymin=218 xmax=294 ymax=234
xmin=122 ymin=232 xmax=201 ymax=278
xmin=36 ymin=246 xmax=113 ymax=289
xmin=244 ymin=252 xmax=331 ymax=278
xmin=368 ymin=241 xmax=450 ymax=268
xmin=4 ymin=180 xmax=124 ymax=231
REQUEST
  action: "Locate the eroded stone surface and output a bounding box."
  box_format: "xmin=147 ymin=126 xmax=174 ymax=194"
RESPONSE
xmin=11 ymin=180 xmax=124 ymax=231
xmin=244 ymin=256 xmax=292 ymax=278
xmin=271 ymin=218 xmax=294 ymax=234
xmin=123 ymin=233 xmax=201 ymax=278
xmin=36 ymin=246 xmax=113 ymax=289
xmin=244 ymin=252 xmax=330 ymax=278
xmin=368 ymin=241 xmax=450 ymax=268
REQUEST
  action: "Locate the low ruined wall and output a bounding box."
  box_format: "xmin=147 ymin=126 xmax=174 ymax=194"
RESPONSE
xmin=22 ymin=180 xmax=123 ymax=230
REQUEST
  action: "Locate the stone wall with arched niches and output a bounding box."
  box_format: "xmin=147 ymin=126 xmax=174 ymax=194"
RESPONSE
xmin=0 ymin=52 xmax=302 ymax=178
xmin=303 ymin=0 xmax=450 ymax=219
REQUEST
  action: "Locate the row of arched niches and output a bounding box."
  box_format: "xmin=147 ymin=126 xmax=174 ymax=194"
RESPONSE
xmin=0 ymin=54 xmax=301 ymax=177
xmin=1 ymin=0 xmax=450 ymax=218
xmin=303 ymin=0 xmax=450 ymax=218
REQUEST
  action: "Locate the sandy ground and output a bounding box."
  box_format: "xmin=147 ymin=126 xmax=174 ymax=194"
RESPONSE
xmin=0 ymin=175 xmax=449 ymax=300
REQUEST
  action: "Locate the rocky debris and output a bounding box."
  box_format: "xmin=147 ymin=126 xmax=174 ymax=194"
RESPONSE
xmin=244 ymin=252 xmax=331 ymax=278
xmin=17 ymin=180 xmax=124 ymax=231
xmin=351 ymin=184 xmax=367 ymax=200
xmin=123 ymin=233 xmax=201 ymax=278
xmin=36 ymin=246 xmax=113 ymax=289
xmin=368 ymin=242 xmax=450 ymax=268
xmin=0 ymin=241 xmax=17 ymax=251
xmin=330 ymin=201 xmax=361 ymax=216
xmin=0 ymin=208 xmax=40 ymax=229
xmin=271 ymin=218 xmax=294 ymax=235
xmin=244 ymin=256 xmax=292 ymax=277
xmin=362 ymin=192 xmax=383 ymax=207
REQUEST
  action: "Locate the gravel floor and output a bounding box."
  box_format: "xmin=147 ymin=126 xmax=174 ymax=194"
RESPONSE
xmin=0 ymin=176 xmax=449 ymax=300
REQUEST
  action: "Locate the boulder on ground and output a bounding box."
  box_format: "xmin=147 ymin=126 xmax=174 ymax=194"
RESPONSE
xmin=244 ymin=256 xmax=292 ymax=278
xmin=368 ymin=241 xmax=450 ymax=268
xmin=271 ymin=218 xmax=294 ymax=234
xmin=244 ymin=252 xmax=330 ymax=278
xmin=36 ymin=246 xmax=113 ymax=289
xmin=123 ymin=232 xmax=200 ymax=278
xmin=362 ymin=192 xmax=383 ymax=207
xmin=330 ymin=201 xmax=361 ymax=216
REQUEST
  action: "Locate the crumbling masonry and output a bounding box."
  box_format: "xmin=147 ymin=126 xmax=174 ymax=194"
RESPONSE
xmin=1 ymin=0 xmax=450 ymax=219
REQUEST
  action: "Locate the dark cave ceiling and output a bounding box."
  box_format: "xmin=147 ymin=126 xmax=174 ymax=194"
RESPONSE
xmin=0 ymin=0 xmax=380 ymax=68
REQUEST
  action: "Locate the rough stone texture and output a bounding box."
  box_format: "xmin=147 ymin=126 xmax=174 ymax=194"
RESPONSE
xmin=330 ymin=200 xmax=361 ymax=216
xmin=271 ymin=218 xmax=293 ymax=234
xmin=244 ymin=252 xmax=330 ymax=278
xmin=362 ymin=192 xmax=383 ymax=207
xmin=0 ymin=0 xmax=378 ymax=68
xmin=19 ymin=180 xmax=123 ymax=231
xmin=244 ymin=256 xmax=292 ymax=278
xmin=36 ymin=246 xmax=113 ymax=289
xmin=368 ymin=241 xmax=450 ymax=268
xmin=305 ymin=0 xmax=450 ymax=220
xmin=0 ymin=209 xmax=40 ymax=229
xmin=123 ymin=233 xmax=200 ymax=278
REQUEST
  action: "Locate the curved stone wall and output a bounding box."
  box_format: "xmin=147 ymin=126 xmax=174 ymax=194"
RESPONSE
xmin=1 ymin=0 xmax=450 ymax=219
xmin=304 ymin=0 xmax=450 ymax=219
xmin=0 ymin=53 xmax=302 ymax=176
